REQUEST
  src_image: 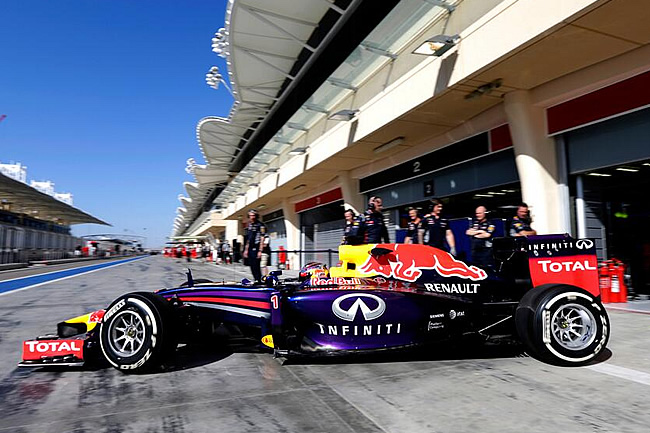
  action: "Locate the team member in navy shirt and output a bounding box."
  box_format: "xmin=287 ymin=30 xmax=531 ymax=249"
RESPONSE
xmin=362 ymin=197 xmax=389 ymax=243
xmin=466 ymin=205 xmax=496 ymax=267
xmin=342 ymin=209 xmax=363 ymax=245
xmin=243 ymin=209 xmax=266 ymax=282
xmin=510 ymin=202 xmax=537 ymax=237
xmin=423 ymin=198 xmax=456 ymax=255
xmin=404 ymin=207 xmax=422 ymax=244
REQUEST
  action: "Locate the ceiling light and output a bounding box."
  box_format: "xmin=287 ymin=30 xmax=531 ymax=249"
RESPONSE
xmin=373 ymin=137 xmax=405 ymax=154
xmin=587 ymin=173 xmax=612 ymax=177
xmin=413 ymin=34 xmax=460 ymax=56
xmin=328 ymin=109 xmax=359 ymax=121
xmin=473 ymin=194 xmax=493 ymax=198
xmin=616 ymin=167 xmax=639 ymax=172
xmin=289 ymin=147 xmax=307 ymax=155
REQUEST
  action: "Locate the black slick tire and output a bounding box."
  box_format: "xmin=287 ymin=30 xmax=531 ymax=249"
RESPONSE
xmin=515 ymin=284 xmax=609 ymax=366
xmin=100 ymin=292 xmax=175 ymax=373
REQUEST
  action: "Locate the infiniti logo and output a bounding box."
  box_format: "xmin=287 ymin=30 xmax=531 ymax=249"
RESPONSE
xmin=575 ymin=239 xmax=594 ymax=250
xmin=332 ymin=294 xmax=386 ymax=322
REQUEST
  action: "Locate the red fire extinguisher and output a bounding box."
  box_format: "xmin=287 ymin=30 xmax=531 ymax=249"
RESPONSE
xmin=599 ymin=258 xmax=628 ymax=303
xmin=607 ymin=258 xmax=627 ymax=303
xmin=278 ymin=246 xmax=287 ymax=270
xmin=599 ymin=263 xmax=611 ymax=303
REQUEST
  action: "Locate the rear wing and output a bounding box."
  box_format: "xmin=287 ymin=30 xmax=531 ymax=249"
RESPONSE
xmin=526 ymin=235 xmax=599 ymax=296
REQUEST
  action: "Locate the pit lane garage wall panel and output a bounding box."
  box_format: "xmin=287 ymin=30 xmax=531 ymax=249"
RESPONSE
xmin=263 ymin=210 xmax=288 ymax=253
xmin=312 ymin=220 xmax=344 ymax=261
xmin=565 ymin=106 xmax=650 ymax=174
xmin=365 ymin=149 xmax=517 ymax=209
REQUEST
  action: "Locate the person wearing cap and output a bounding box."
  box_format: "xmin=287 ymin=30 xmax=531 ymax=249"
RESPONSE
xmin=243 ymin=209 xmax=266 ymax=282
xmin=423 ymin=198 xmax=456 ymax=255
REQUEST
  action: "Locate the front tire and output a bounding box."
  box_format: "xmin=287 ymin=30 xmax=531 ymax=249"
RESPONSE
xmin=515 ymin=285 xmax=609 ymax=366
xmin=100 ymin=292 xmax=175 ymax=372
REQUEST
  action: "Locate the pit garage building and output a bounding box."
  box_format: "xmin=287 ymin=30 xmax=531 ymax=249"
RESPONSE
xmin=173 ymin=0 xmax=650 ymax=294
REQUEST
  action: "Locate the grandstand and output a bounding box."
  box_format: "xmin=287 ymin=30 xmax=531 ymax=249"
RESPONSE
xmin=0 ymin=171 xmax=108 ymax=264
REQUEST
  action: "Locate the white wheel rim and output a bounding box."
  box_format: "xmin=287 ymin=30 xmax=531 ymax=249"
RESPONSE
xmin=108 ymin=310 xmax=146 ymax=357
xmin=551 ymin=303 xmax=597 ymax=351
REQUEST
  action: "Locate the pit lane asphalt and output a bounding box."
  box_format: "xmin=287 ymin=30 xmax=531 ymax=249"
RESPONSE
xmin=0 ymin=256 xmax=154 ymax=285
xmin=0 ymin=256 xmax=149 ymax=296
xmin=1 ymin=256 xmax=650 ymax=433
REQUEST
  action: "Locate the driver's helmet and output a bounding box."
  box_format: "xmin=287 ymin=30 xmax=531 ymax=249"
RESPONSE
xmin=299 ymin=262 xmax=329 ymax=281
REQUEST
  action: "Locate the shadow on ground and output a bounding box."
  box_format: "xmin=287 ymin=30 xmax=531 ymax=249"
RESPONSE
xmin=282 ymin=341 xmax=529 ymax=366
xmin=16 ymin=342 xmax=613 ymax=375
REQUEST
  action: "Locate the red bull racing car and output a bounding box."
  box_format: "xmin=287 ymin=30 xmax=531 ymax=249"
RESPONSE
xmin=20 ymin=234 xmax=609 ymax=372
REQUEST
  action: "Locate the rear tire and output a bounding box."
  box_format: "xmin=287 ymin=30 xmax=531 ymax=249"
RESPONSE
xmin=100 ymin=292 xmax=176 ymax=373
xmin=515 ymin=285 xmax=609 ymax=366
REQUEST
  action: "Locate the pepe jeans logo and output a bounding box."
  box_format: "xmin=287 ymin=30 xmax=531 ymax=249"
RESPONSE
xmin=575 ymin=239 xmax=594 ymax=250
xmin=332 ymin=294 xmax=386 ymax=322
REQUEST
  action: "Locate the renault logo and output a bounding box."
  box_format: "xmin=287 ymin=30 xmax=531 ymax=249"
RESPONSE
xmin=332 ymin=293 xmax=386 ymax=322
xmin=576 ymin=239 xmax=594 ymax=250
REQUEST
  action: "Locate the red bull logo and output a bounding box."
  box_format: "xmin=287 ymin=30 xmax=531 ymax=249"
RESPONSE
xmin=358 ymin=244 xmax=487 ymax=282
xmin=89 ymin=310 xmax=105 ymax=323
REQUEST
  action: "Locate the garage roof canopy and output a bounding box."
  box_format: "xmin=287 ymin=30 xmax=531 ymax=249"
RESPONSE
xmin=215 ymin=0 xmax=457 ymax=206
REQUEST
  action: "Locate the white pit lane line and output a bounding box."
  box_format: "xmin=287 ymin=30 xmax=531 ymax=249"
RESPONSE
xmin=0 ymin=256 xmax=147 ymax=297
xmin=585 ymin=363 xmax=650 ymax=387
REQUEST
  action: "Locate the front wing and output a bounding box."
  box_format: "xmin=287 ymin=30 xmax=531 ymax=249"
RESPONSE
xmin=19 ymin=310 xmax=105 ymax=368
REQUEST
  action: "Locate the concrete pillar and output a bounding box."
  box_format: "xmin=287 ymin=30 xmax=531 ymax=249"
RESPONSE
xmin=338 ymin=170 xmax=364 ymax=215
xmin=575 ymin=175 xmax=587 ymax=238
xmin=225 ymin=220 xmax=240 ymax=245
xmin=555 ymin=135 xmax=572 ymax=235
xmin=282 ymin=199 xmax=301 ymax=270
xmin=504 ymin=90 xmax=567 ymax=234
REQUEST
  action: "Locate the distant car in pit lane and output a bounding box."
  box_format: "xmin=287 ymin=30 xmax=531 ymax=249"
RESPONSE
xmin=20 ymin=234 xmax=609 ymax=372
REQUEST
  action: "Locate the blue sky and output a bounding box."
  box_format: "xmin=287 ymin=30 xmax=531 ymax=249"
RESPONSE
xmin=0 ymin=0 xmax=232 ymax=247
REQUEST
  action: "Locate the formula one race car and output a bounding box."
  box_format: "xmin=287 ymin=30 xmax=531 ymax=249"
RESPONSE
xmin=20 ymin=234 xmax=610 ymax=372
